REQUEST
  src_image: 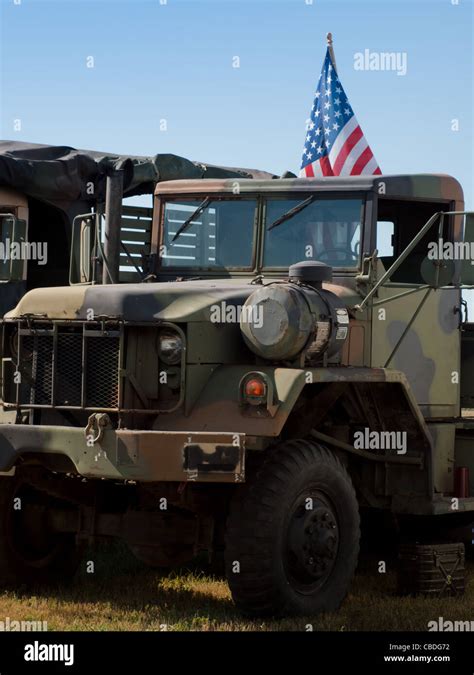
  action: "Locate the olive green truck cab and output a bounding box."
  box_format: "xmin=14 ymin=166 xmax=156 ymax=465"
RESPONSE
xmin=0 ymin=174 xmax=473 ymax=616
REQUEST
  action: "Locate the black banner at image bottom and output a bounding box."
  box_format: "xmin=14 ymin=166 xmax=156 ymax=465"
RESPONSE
xmin=0 ymin=631 xmax=471 ymax=673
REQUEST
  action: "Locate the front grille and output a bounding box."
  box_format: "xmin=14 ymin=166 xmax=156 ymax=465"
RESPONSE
xmin=7 ymin=322 xmax=122 ymax=410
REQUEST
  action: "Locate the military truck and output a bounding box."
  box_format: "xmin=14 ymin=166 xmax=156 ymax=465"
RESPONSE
xmin=0 ymin=173 xmax=473 ymax=616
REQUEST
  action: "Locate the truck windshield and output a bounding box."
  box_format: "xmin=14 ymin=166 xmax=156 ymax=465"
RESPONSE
xmin=161 ymin=198 xmax=256 ymax=269
xmin=263 ymin=197 xmax=364 ymax=269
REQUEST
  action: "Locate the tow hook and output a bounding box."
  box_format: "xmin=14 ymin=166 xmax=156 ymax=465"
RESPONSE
xmin=84 ymin=413 xmax=111 ymax=444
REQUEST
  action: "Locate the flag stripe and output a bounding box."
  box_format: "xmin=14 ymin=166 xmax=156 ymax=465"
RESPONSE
xmin=350 ymin=146 xmax=374 ymax=175
xmin=361 ymin=155 xmax=379 ymax=176
xmin=332 ymin=126 xmax=363 ymax=175
xmin=310 ymin=160 xmax=325 ymax=177
xmin=320 ymin=155 xmax=334 ymax=176
xmin=328 ymin=116 xmax=359 ymax=166
xmin=338 ymin=136 xmax=369 ymax=175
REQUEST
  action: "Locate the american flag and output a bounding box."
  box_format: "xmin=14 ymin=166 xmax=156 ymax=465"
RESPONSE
xmin=300 ymin=48 xmax=381 ymax=177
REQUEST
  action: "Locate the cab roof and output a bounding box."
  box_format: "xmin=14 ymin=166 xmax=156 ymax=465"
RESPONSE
xmin=155 ymin=174 xmax=464 ymax=205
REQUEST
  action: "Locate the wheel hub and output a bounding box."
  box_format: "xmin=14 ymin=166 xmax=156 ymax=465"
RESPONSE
xmin=286 ymin=495 xmax=339 ymax=587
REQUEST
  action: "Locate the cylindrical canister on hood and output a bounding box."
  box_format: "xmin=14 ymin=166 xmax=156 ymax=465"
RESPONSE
xmin=240 ymin=277 xmax=349 ymax=362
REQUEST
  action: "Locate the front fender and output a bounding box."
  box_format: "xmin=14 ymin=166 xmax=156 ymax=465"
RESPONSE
xmin=156 ymin=365 xmax=306 ymax=437
xmin=155 ymin=365 xmax=424 ymax=439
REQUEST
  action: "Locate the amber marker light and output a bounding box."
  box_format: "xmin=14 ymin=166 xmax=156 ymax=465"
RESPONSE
xmin=244 ymin=377 xmax=266 ymax=399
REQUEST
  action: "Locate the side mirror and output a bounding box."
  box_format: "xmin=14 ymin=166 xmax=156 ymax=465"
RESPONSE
xmin=461 ymin=213 xmax=474 ymax=286
xmin=0 ymin=214 xmax=27 ymax=282
xmin=70 ymin=213 xmax=97 ymax=284
xmin=420 ymin=256 xmax=455 ymax=287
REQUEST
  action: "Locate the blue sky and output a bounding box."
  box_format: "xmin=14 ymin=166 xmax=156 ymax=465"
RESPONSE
xmin=0 ymin=0 xmax=473 ymax=207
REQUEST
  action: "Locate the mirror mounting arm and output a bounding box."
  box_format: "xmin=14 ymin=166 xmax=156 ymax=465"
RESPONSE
xmin=354 ymin=211 xmax=443 ymax=312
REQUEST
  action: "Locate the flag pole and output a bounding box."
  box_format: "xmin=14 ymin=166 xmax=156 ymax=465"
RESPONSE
xmin=326 ymin=32 xmax=337 ymax=74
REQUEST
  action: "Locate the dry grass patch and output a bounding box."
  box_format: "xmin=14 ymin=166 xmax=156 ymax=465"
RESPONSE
xmin=0 ymin=544 xmax=471 ymax=632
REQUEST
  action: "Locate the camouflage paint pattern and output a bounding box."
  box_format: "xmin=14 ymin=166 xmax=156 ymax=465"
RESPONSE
xmin=1 ymin=174 xmax=473 ymax=516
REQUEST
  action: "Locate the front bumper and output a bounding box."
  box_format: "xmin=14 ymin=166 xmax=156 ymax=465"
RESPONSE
xmin=0 ymin=424 xmax=245 ymax=483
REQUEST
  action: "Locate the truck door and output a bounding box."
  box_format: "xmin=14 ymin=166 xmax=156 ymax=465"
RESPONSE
xmin=371 ymin=199 xmax=460 ymax=419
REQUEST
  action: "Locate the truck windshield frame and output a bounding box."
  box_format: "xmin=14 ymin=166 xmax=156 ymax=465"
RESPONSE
xmin=159 ymin=195 xmax=259 ymax=272
xmin=262 ymin=194 xmax=366 ymax=271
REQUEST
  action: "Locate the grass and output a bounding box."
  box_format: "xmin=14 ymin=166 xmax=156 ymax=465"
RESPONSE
xmin=0 ymin=543 xmax=471 ymax=631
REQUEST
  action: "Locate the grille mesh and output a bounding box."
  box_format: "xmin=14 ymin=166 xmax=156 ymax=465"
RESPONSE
xmin=15 ymin=327 xmax=120 ymax=409
xmin=19 ymin=335 xmax=54 ymax=405
xmin=86 ymin=336 xmax=120 ymax=408
xmin=56 ymin=333 xmax=83 ymax=406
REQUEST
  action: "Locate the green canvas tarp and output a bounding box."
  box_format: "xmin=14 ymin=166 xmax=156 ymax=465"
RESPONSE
xmin=0 ymin=140 xmax=276 ymax=210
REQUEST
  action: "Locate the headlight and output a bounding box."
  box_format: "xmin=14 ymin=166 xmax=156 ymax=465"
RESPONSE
xmin=158 ymin=331 xmax=183 ymax=365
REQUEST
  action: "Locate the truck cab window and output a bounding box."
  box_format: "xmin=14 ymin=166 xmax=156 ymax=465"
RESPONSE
xmin=161 ymin=198 xmax=256 ymax=269
xmin=376 ymin=220 xmax=395 ymax=270
xmin=263 ymin=197 xmax=364 ymax=269
xmin=377 ymin=200 xmax=451 ymax=284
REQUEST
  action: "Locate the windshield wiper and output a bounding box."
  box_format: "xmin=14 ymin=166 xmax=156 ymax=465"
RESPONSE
xmin=267 ymin=195 xmax=316 ymax=231
xmin=171 ymin=197 xmax=212 ymax=242
xmin=120 ymin=240 xmax=145 ymax=280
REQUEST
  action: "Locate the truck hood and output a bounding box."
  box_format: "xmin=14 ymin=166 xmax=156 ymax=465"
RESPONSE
xmin=4 ymin=279 xmax=361 ymax=323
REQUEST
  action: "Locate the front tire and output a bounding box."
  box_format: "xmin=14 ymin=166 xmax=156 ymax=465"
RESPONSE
xmin=0 ymin=472 xmax=82 ymax=587
xmin=225 ymin=440 xmax=360 ymax=616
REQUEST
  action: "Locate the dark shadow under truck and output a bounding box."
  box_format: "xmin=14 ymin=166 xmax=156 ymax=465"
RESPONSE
xmin=0 ymin=173 xmax=473 ymax=616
